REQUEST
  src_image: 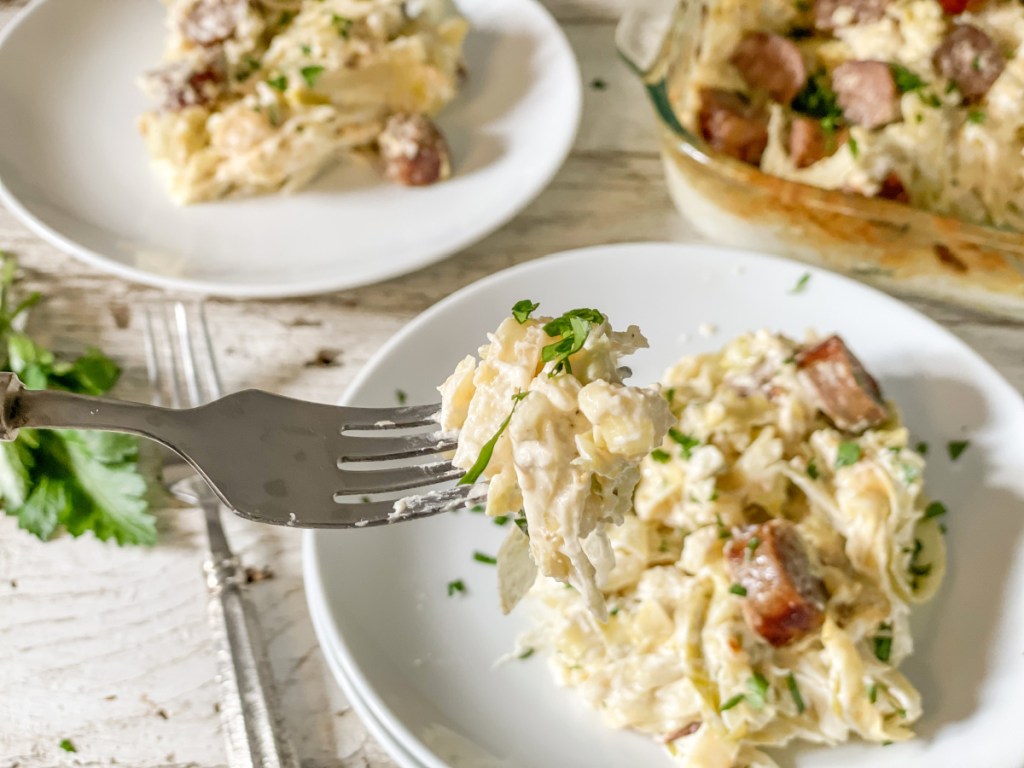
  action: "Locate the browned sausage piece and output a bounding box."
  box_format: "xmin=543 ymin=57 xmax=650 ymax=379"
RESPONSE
xmin=379 ymin=113 xmax=452 ymax=186
xmin=796 ymin=335 xmax=889 ymax=433
xmin=814 ymin=0 xmax=888 ymax=30
xmin=724 ymin=520 xmax=827 ymax=647
xmin=877 ymin=171 xmax=910 ymax=202
xmin=789 ymin=116 xmax=848 ymax=168
xmin=141 ymin=53 xmax=227 ymax=112
xmin=181 ymin=0 xmax=246 ymax=47
xmin=933 ymin=25 xmax=1005 ymax=102
xmin=832 ymin=61 xmax=901 ymax=129
xmin=698 ymin=88 xmax=769 ymax=165
xmin=730 ymin=33 xmax=807 ymax=105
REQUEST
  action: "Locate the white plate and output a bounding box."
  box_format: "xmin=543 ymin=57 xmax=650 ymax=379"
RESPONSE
xmin=304 ymin=243 xmax=1024 ymax=768
xmin=0 ymin=0 xmax=579 ymax=298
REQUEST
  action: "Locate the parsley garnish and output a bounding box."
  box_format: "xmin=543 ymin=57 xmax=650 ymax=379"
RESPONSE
xmin=715 ymin=513 xmax=731 ymax=540
xmin=300 ymin=65 xmax=325 ymax=87
xmin=0 ymin=255 xmax=153 ymax=545
xmin=332 ymin=13 xmax=353 ymax=38
xmin=924 ymin=500 xmax=946 ymax=520
xmin=514 ymin=515 xmax=528 ymax=535
xmin=650 ymin=448 xmax=671 ymax=463
xmin=868 ymin=682 xmax=879 ymax=703
xmin=301 ymin=43 xmax=312 ymax=56
xmin=729 ymin=583 xmax=748 ymax=596
xmin=395 ymin=389 xmax=407 ymax=405
xmin=915 ymin=441 xmax=928 ymax=455
xmin=848 ymin=134 xmax=859 ymax=158
xmin=473 ymin=551 xmax=497 ymax=565
xmin=919 ymin=91 xmax=942 ymax=108
xmin=266 ymin=74 xmax=288 ymax=92
xmin=787 ymin=673 xmax=806 ymax=714
xmin=835 ymin=441 xmax=861 ymax=468
xmin=719 ymin=693 xmax=745 ymax=712
xmin=790 ymin=272 xmax=811 ymax=294
xmin=872 ymin=624 xmax=893 ymax=662
xmin=468 ymin=503 xmax=485 ymax=513
xmin=518 ymin=647 xmax=535 ymax=659
xmin=590 ymin=78 xmax=608 ymax=91
xmin=746 ymin=536 xmax=760 ymax=559
xmin=541 ymin=309 xmax=605 ymax=376
xmin=665 ymin=387 xmax=675 ymax=403
xmin=792 ymin=70 xmax=842 ymax=122
xmin=279 ymin=10 xmax=295 ymax=25
xmin=807 ymin=459 xmax=819 ymax=479
xmin=967 ymin=109 xmax=986 ymax=125
xmin=668 ymin=428 xmax=700 ymax=459
xmin=609 ymin=606 xmax=620 ymax=616
xmin=493 ymin=515 xmax=509 ymax=526
xmin=972 ymin=54 xmax=981 ymax=72
xmin=59 ymin=738 xmax=77 ymax=753
xmin=511 ymin=299 xmax=539 ymax=324
xmin=890 ymin=64 xmax=924 ymax=93
xmin=947 ymin=440 xmax=970 ymax=460
xmin=447 ymin=579 xmax=465 ymax=596
xmin=900 ymin=462 xmax=921 ymax=484
xmin=458 ymin=392 xmax=528 ymax=485
xmin=747 ymin=673 xmax=770 ymax=709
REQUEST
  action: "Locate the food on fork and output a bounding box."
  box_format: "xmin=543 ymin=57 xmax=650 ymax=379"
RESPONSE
xmin=515 ymin=330 xmax=945 ymax=767
xmin=437 ymin=302 xmax=673 ymax=619
xmin=677 ymin=0 xmax=1024 ymax=229
xmin=138 ymin=0 xmax=468 ymax=203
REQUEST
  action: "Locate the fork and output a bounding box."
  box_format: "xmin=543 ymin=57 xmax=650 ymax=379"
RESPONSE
xmin=146 ymin=302 xmax=298 ymax=768
xmin=0 ymin=315 xmax=480 ymax=529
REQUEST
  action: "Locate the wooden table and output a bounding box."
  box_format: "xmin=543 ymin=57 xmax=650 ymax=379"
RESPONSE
xmin=1 ymin=1 xmax=1021 ymax=765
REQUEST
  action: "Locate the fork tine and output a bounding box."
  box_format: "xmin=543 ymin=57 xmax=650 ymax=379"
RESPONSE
xmin=339 ymin=403 xmax=440 ymax=429
xmin=339 ymin=431 xmax=458 ymax=462
xmin=310 ymin=484 xmax=483 ymax=528
xmin=174 ymin=302 xmax=204 ymax=408
xmin=197 ymin=301 xmax=224 ymax=400
xmin=336 ymin=460 xmax=464 ymax=496
xmin=143 ymin=308 xmax=166 ymax=409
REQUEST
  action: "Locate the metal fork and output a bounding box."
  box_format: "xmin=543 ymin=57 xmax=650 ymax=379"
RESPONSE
xmin=147 ymin=302 xmax=297 ymax=768
xmin=0 ymin=317 xmax=480 ymax=529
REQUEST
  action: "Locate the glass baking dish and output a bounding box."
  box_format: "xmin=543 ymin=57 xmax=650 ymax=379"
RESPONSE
xmin=616 ymin=0 xmax=1024 ymax=319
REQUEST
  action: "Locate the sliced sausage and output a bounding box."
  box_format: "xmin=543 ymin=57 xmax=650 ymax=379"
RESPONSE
xmin=378 ymin=113 xmax=452 ymax=186
xmin=933 ymin=25 xmax=1005 ymax=102
xmin=181 ymin=0 xmax=247 ymax=46
xmin=814 ymin=0 xmax=888 ymax=30
xmin=831 ymin=61 xmax=901 ymax=129
xmin=141 ymin=53 xmax=227 ymax=112
xmin=877 ymin=171 xmax=910 ymax=202
xmin=788 ymin=116 xmax=847 ymax=168
xmin=729 ymin=33 xmax=807 ymax=105
xmin=697 ymin=88 xmax=768 ymax=165
xmin=724 ymin=520 xmax=827 ymax=647
xmin=796 ymin=335 xmax=889 ymax=433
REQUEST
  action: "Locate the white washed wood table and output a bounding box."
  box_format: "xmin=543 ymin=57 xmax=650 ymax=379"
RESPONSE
xmin=1 ymin=1 xmax=1022 ymax=766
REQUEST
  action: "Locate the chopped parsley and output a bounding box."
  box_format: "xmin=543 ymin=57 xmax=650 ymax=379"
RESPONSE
xmin=517 ymin=647 xmax=535 ymax=659
xmin=447 ymin=579 xmax=465 ymax=596
xmin=924 ymin=500 xmax=946 ymax=520
xmin=511 ymin=299 xmax=539 ymax=324
xmin=787 ymin=673 xmax=806 ymax=714
xmin=541 ymin=309 xmax=605 ymax=376
xmin=915 ymin=441 xmax=929 ymax=455
xmin=972 ymin=54 xmax=981 ymax=72
xmin=729 ymin=583 xmax=748 ymax=596
xmin=458 ymin=392 xmax=528 ymax=485
xmin=300 ymin=65 xmax=325 ymax=87
xmin=266 ymin=74 xmax=288 ymax=92
xmin=59 ymin=738 xmax=77 ymax=753
xmin=790 ymin=272 xmax=812 ymax=294
xmin=719 ymin=693 xmax=745 ymax=712
xmin=848 ymin=134 xmax=859 ymax=158
xmin=301 ymin=43 xmax=312 ymax=56
xmin=715 ymin=513 xmax=731 ymax=540
xmin=514 ymin=516 xmax=529 ymax=535
xmin=493 ymin=515 xmax=510 ymax=526
xmin=747 ymin=673 xmax=770 ymax=710
xmin=650 ymin=448 xmax=671 ymax=463
xmin=668 ymin=428 xmax=700 ymax=459
xmin=890 ymin=64 xmax=925 ymax=94
xmin=395 ymin=389 xmax=407 ymax=405
xmin=872 ymin=624 xmax=893 ymax=662
xmin=947 ymin=440 xmax=970 ymax=460
xmin=792 ymin=69 xmax=842 ymax=122
xmin=900 ymin=462 xmax=921 ymax=485
xmin=967 ymin=108 xmax=986 ymax=125
xmin=590 ymin=78 xmax=608 ymax=91
xmin=609 ymin=606 xmax=620 ymax=616
xmin=868 ymin=682 xmax=879 ymax=703
xmin=473 ymin=551 xmax=497 ymax=565
xmin=278 ymin=10 xmax=295 ymax=25
xmin=468 ymin=503 xmax=485 ymax=514
xmin=835 ymin=441 xmax=861 ymax=468
xmin=919 ymin=91 xmax=942 ymax=108
xmin=807 ymin=459 xmax=820 ymax=479
xmin=332 ymin=13 xmax=353 ymax=37
xmin=746 ymin=536 xmax=761 ymax=559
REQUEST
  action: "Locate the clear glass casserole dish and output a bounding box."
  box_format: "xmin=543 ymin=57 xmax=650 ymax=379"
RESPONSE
xmin=616 ymin=0 xmax=1024 ymax=319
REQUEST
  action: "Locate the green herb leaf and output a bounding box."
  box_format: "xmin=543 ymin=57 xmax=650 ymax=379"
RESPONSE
xmin=915 ymin=441 xmax=928 ymax=455
xmin=715 ymin=513 xmax=731 ymax=540
xmin=514 ymin=516 xmax=529 ymax=535
xmin=541 ymin=309 xmax=604 ymax=376
xmin=729 ymin=583 xmax=748 ymax=596
xmin=890 ymin=64 xmax=924 ymax=94
xmin=747 ymin=673 xmax=770 ymax=709
xmin=469 ymin=503 xmax=485 ymax=513
xmin=746 ymin=536 xmax=760 ymax=559
xmin=668 ymin=428 xmax=700 ymax=460
xmin=792 ymin=70 xmax=843 ymax=122
xmin=458 ymin=392 xmax=528 ymax=485
xmin=868 ymin=682 xmax=878 ymax=703
xmin=518 ymin=647 xmax=535 ymax=659
xmin=300 ymin=65 xmax=325 ymax=87
xmin=473 ymin=551 xmax=497 ymax=565
xmin=848 ymin=134 xmax=859 ymax=158
xmin=967 ymin=108 xmax=986 ymax=125
xmin=267 ymin=74 xmax=288 ymax=92
xmin=59 ymin=738 xmax=77 ymax=753
xmin=650 ymin=448 xmax=671 ymax=463
xmin=872 ymin=633 xmax=892 ymax=663
xmin=511 ymin=299 xmax=539 ymax=324
xmin=493 ymin=515 xmax=509 ymax=526
xmin=787 ymin=672 xmax=806 ymax=714
xmin=900 ymin=462 xmax=921 ymax=484
xmin=835 ymin=441 xmax=861 ymax=468
xmin=924 ymin=500 xmax=946 ymax=520
xmin=395 ymin=389 xmax=407 ymax=405
xmin=790 ymin=272 xmax=811 ymax=294
xmin=947 ymin=440 xmax=970 ymax=460
xmin=332 ymin=13 xmax=353 ymax=37
xmin=719 ymin=693 xmax=745 ymax=712
xmin=807 ymin=458 xmax=819 ymax=479
xmin=447 ymin=578 xmax=465 ymax=596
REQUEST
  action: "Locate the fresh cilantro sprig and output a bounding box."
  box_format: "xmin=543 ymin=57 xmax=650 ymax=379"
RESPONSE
xmin=541 ymin=308 xmax=605 ymax=376
xmin=0 ymin=253 xmax=154 ymax=545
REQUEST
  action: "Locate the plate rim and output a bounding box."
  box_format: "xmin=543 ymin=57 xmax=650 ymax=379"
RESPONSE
xmin=303 ymin=241 xmax=1024 ymax=767
xmin=0 ymin=0 xmax=582 ymax=298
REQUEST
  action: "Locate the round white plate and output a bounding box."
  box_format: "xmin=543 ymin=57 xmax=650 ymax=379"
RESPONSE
xmin=304 ymin=243 xmax=1024 ymax=768
xmin=0 ymin=0 xmax=579 ymax=298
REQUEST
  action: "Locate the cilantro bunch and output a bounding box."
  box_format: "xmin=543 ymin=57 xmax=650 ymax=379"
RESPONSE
xmin=0 ymin=255 xmax=155 ymax=545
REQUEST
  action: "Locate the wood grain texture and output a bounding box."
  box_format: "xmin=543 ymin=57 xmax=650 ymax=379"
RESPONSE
xmin=1 ymin=1 xmax=1022 ymax=767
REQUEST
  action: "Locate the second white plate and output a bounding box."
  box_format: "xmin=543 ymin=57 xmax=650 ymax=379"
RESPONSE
xmin=305 ymin=243 xmax=1024 ymax=768
xmin=0 ymin=0 xmax=580 ymax=297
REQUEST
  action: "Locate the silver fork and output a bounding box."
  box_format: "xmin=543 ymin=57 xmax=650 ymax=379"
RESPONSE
xmin=147 ymin=302 xmax=297 ymax=768
xmin=0 ymin=315 xmax=479 ymax=529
